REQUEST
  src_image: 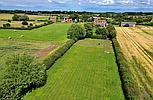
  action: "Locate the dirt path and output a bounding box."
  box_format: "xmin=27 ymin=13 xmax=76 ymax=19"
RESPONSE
xmin=116 ymin=27 xmax=153 ymax=99
xmin=36 ymin=44 xmax=58 ymax=58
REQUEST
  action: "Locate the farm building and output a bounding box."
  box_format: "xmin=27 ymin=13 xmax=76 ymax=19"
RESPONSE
xmin=50 ymin=16 xmax=57 ymax=23
xmin=120 ymin=22 xmax=136 ymax=27
xmin=94 ymin=19 xmax=107 ymax=27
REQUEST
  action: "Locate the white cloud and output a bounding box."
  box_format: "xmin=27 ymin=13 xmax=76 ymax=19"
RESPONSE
xmin=89 ymin=0 xmax=114 ymax=5
xmin=48 ymin=0 xmax=52 ymax=3
xmin=121 ymin=0 xmax=134 ymax=4
xmin=16 ymin=4 xmax=27 ymax=7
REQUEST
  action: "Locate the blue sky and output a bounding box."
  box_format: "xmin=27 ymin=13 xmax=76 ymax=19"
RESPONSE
xmin=0 ymin=0 xmax=153 ymax=12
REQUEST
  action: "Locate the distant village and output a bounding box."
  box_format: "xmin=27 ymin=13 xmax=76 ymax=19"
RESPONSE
xmin=50 ymin=15 xmax=136 ymax=27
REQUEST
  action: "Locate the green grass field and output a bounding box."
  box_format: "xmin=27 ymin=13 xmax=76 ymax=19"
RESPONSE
xmin=0 ymin=23 xmax=71 ymax=79
xmin=23 ymin=39 xmax=125 ymax=100
xmin=0 ymin=23 xmax=71 ymax=42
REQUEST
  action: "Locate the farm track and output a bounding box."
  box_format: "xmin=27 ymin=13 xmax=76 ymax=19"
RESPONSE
xmin=116 ymin=27 xmax=153 ymax=99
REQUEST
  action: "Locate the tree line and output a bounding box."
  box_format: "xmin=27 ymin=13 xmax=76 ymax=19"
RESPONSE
xmin=67 ymin=23 xmax=116 ymax=40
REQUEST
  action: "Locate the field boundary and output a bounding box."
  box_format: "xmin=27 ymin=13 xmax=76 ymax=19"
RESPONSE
xmin=43 ymin=39 xmax=76 ymax=70
xmin=112 ymin=38 xmax=140 ymax=100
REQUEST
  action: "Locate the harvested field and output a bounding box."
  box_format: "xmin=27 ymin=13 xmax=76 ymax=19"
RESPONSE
xmin=0 ymin=13 xmax=50 ymax=20
xmin=0 ymin=21 xmax=45 ymax=28
xmin=116 ymin=27 xmax=153 ymax=99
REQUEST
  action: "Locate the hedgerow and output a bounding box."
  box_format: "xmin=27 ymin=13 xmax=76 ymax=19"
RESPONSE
xmin=112 ymin=38 xmax=140 ymax=99
xmin=43 ymin=39 xmax=76 ymax=70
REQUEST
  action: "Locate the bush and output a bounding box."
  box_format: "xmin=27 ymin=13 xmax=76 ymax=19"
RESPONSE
xmin=67 ymin=24 xmax=86 ymax=40
xmin=84 ymin=23 xmax=93 ymax=38
xmin=22 ymin=21 xmax=28 ymax=25
xmin=0 ymin=54 xmax=47 ymax=100
xmin=19 ymin=15 xmax=29 ymax=21
xmin=3 ymin=23 xmax=11 ymax=28
xmin=12 ymin=14 xmax=20 ymax=21
xmin=12 ymin=14 xmax=29 ymax=21
xmin=95 ymin=27 xmax=108 ymax=39
xmin=8 ymin=19 xmax=11 ymax=22
xmin=106 ymin=24 xmax=116 ymax=39
xmin=29 ymin=23 xmax=33 ymax=27
xmin=44 ymin=39 xmax=76 ymax=69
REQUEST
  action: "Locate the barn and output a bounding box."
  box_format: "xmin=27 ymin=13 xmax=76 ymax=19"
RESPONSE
xmin=120 ymin=22 xmax=136 ymax=27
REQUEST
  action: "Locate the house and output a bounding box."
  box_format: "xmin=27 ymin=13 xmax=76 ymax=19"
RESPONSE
xmin=50 ymin=16 xmax=57 ymax=23
xmin=62 ymin=16 xmax=68 ymax=22
xmin=62 ymin=16 xmax=73 ymax=23
xmin=120 ymin=22 xmax=136 ymax=27
xmin=94 ymin=19 xmax=107 ymax=27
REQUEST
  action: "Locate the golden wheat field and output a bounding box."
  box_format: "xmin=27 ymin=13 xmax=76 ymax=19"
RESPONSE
xmin=116 ymin=26 xmax=153 ymax=99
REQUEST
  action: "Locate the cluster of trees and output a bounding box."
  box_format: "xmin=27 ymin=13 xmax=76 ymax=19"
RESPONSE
xmin=12 ymin=14 xmax=29 ymax=21
xmin=94 ymin=24 xmax=116 ymax=39
xmin=3 ymin=23 xmax=11 ymax=28
xmin=67 ymin=23 xmax=116 ymax=40
xmin=0 ymin=54 xmax=47 ymax=100
xmin=67 ymin=24 xmax=86 ymax=40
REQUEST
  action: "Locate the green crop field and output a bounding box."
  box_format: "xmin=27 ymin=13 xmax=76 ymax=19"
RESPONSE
xmin=23 ymin=39 xmax=125 ymax=100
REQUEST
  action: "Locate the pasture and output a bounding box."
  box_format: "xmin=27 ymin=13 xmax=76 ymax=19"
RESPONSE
xmin=0 ymin=23 xmax=71 ymax=41
xmin=0 ymin=23 xmax=71 ymax=80
xmin=23 ymin=39 xmax=125 ymax=100
xmin=116 ymin=26 xmax=153 ymax=99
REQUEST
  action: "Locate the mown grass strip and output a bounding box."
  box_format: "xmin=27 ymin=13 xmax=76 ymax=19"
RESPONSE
xmin=23 ymin=39 xmax=125 ymax=100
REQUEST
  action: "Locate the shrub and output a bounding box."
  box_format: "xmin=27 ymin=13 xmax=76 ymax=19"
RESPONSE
xmin=12 ymin=14 xmax=20 ymax=21
xmin=0 ymin=54 xmax=47 ymax=100
xmin=29 ymin=23 xmax=33 ymax=26
xmin=12 ymin=14 xmax=29 ymax=21
xmin=22 ymin=21 xmax=28 ymax=25
xmin=19 ymin=15 xmax=29 ymax=21
xmin=95 ymin=27 xmax=108 ymax=39
xmin=84 ymin=23 xmax=93 ymax=38
xmin=3 ymin=23 xmax=11 ymax=28
xmin=106 ymin=24 xmax=116 ymax=39
xmin=67 ymin=24 xmax=86 ymax=40
xmin=8 ymin=19 xmax=11 ymax=22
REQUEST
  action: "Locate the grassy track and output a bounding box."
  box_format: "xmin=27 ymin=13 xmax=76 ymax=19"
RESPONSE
xmin=23 ymin=39 xmax=125 ymax=100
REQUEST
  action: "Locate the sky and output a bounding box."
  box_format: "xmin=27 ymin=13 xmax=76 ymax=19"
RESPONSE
xmin=0 ymin=0 xmax=153 ymax=12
